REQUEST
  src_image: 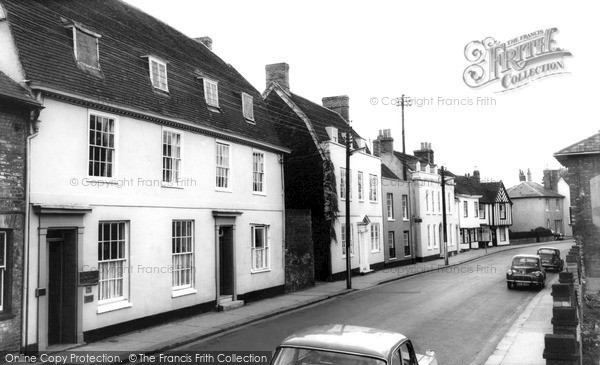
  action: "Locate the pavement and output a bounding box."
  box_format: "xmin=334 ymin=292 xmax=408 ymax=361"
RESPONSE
xmin=68 ymin=240 xmax=568 ymax=363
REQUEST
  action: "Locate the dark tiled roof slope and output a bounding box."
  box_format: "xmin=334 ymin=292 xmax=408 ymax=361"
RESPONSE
xmin=1 ymin=0 xmax=281 ymax=148
xmin=381 ymin=164 xmax=400 ymax=180
xmin=0 ymin=71 xmax=40 ymax=105
xmin=507 ymin=181 xmax=564 ymax=199
xmin=454 ymin=175 xmax=483 ymax=196
xmin=480 ymin=181 xmax=510 ymax=204
xmin=393 ymin=151 xmax=422 ymax=166
xmin=554 ymin=132 xmax=600 ymax=156
xmin=289 ymin=93 xmax=363 ymax=144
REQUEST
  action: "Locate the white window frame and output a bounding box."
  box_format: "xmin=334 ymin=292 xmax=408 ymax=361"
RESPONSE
xmin=371 ymin=223 xmax=380 ymax=252
xmin=499 ymin=203 xmax=506 ymax=219
xmin=388 ymin=231 xmax=396 ymax=260
xmin=402 ymin=195 xmax=409 ymax=220
xmin=0 ymin=231 xmax=6 ymax=312
xmin=403 ymin=231 xmax=411 ymax=257
xmin=252 ymin=150 xmax=266 ymax=195
xmin=474 ymin=201 xmax=479 ymax=218
xmin=172 ymin=220 xmax=195 ymax=291
xmin=215 ymin=141 xmax=231 ymax=191
xmin=463 ymin=201 xmax=468 ymax=217
xmin=162 ymin=127 xmax=183 ymax=187
xmin=88 ymin=110 xmax=118 ymax=179
xmin=369 ymin=174 xmax=378 ymax=202
xmin=203 ymin=78 xmax=219 ymax=108
xmin=479 ymin=203 xmax=486 ymax=219
xmin=437 ymin=191 xmax=441 ymax=213
xmin=425 ymin=191 xmax=430 ymax=214
xmin=432 ymin=191 xmax=436 ymax=213
xmin=386 ymin=193 xmax=394 ymax=220
xmin=97 ymin=221 xmax=129 ymax=306
xmin=499 ymin=227 xmax=507 ymax=242
xmin=148 ymin=56 xmax=169 ymax=92
xmin=340 ymin=167 xmax=347 ymax=200
xmin=341 ymin=223 xmax=354 ymax=257
xmin=70 ymin=25 xmax=101 ymax=70
xmin=251 ymin=225 xmax=270 ymax=272
xmin=242 ymin=92 xmax=255 ymax=122
xmin=427 ymin=224 xmax=431 ymax=249
xmin=433 ymin=224 xmax=438 ymax=248
xmin=358 ymin=171 xmax=364 ymax=201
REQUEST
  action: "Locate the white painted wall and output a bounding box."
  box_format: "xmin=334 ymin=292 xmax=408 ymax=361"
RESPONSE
xmin=325 ymin=141 xmax=384 ymax=275
xmin=25 ymin=98 xmax=285 ymax=344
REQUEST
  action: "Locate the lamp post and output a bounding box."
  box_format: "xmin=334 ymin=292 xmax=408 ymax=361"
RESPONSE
xmin=440 ymin=166 xmax=449 ymax=266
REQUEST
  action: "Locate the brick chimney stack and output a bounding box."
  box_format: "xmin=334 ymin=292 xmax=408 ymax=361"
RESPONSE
xmin=519 ymin=169 xmax=526 ymax=182
xmin=414 ymin=142 xmax=434 ymax=165
xmin=266 ymin=63 xmax=290 ymax=95
xmin=527 ymin=168 xmax=532 ymax=182
xmin=322 ymin=96 xmax=350 ymax=123
xmin=473 ymin=168 xmax=481 ymax=183
xmin=543 ymin=169 xmax=560 ymax=192
xmin=376 ymin=129 xmax=394 ymax=155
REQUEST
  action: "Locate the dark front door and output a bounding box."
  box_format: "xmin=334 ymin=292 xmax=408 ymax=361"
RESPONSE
xmin=219 ymin=226 xmax=234 ymax=296
xmin=47 ymin=229 xmax=77 ymax=345
xmin=491 ymin=229 xmax=497 ymax=246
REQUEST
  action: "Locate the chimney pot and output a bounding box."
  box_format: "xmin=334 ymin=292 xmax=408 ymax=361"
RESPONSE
xmin=266 ymin=63 xmax=290 ymax=94
xmin=195 ymin=36 xmax=213 ymax=50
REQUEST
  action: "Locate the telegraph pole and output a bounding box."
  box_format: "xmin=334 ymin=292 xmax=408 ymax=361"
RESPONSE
xmin=440 ymin=166 xmax=449 ymax=266
xmin=345 ymin=129 xmax=352 ymax=289
xmin=401 ymin=94 xmax=406 ymax=154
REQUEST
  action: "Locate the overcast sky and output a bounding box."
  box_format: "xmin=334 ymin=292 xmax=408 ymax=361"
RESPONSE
xmin=123 ymin=0 xmax=597 ymax=188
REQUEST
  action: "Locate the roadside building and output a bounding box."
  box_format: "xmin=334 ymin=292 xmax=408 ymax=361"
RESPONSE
xmin=0 ymin=71 xmax=42 ymax=352
xmin=542 ymin=168 xmax=572 ymax=236
xmin=264 ymin=63 xmax=383 ymax=281
xmin=374 ymin=132 xmax=458 ymax=262
xmin=0 ymin=0 xmax=288 ymax=351
xmin=507 ymin=170 xmax=566 ymax=234
xmin=480 ymin=181 xmax=513 ymax=246
xmin=454 ymin=174 xmax=485 ymax=250
xmin=554 ymin=132 xmax=600 ymax=277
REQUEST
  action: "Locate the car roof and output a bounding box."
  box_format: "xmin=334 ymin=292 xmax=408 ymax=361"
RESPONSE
xmin=513 ymin=254 xmax=540 ymax=259
xmin=278 ymin=325 xmax=407 ymax=360
xmin=538 ymin=247 xmax=559 ymax=251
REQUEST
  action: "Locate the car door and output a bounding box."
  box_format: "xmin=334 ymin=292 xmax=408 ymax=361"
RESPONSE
xmin=392 ymin=340 xmax=418 ymax=365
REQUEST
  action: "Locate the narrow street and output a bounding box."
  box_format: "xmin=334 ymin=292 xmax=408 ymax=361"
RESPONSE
xmin=178 ymin=241 xmax=572 ymax=364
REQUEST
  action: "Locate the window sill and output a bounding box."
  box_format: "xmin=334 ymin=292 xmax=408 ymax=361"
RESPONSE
xmin=402 ymin=218 xmax=409 ymax=221
xmin=216 ymin=188 xmax=233 ymax=193
xmin=0 ymin=312 xmax=16 ymax=321
xmin=172 ymin=288 xmax=197 ymax=298
xmin=253 ymin=191 xmax=267 ymax=196
xmin=387 ymin=218 xmax=395 ymax=222
xmin=161 ymin=182 xmax=185 ymax=189
xmin=207 ymin=105 xmax=221 ymax=113
xmin=251 ymin=268 xmax=271 ymax=274
xmin=97 ymin=301 xmax=132 ymax=314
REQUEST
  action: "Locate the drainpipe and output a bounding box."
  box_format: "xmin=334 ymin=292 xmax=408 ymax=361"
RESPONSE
xmin=279 ymin=154 xmax=285 ymax=276
xmin=23 ymin=105 xmax=41 ymax=352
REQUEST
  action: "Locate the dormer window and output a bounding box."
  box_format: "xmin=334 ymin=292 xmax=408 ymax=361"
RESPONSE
xmin=148 ymin=56 xmax=168 ymax=92
xmin=64 ymin=21 xmax=101 ymax=72
xmin=325 ymin=126 xmax=338 ymax=143
xmin=203 ymin=78 xmax=219 ymax=108
xmin=242 ymin=93 xmax=254 ymax=121
xmin=0 ymin=4 xmax=7 ymax=21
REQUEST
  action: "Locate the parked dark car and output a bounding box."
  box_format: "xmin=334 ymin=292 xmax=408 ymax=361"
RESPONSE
xmin=506 ymin=254 xmax=546 ymax=289
xmin=550 ymin=230 xmax=564 ymax=240
xmin=536 ymin=247 xmax=564 ymax=271
xmin=270 ymin=324 xmax=437 ymax=365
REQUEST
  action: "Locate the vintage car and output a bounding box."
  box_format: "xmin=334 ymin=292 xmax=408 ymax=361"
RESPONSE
xmin=270 ymin=324 xmax=437 ymax=365
xmin=506 ymin=254 xmax=546 ymax=289
xmin=536 ymin=247 xmax=564 ymax=271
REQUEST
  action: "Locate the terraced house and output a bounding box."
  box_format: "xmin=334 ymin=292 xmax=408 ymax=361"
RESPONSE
xmin=263 ymin=63 xmax=383 ymax=281
xmin=0 ymin=0 xmax=288 ymax=351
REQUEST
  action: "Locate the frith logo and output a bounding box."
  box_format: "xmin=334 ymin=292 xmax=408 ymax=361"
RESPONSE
xmin=463 ymin=28 xmax=572 ymax=91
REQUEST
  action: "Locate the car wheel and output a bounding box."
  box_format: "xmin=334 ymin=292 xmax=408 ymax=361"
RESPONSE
xmin=507 ymin=281 xmax=513 ymax=289
xmin=539 ymin=281 xmax=545 ymax=290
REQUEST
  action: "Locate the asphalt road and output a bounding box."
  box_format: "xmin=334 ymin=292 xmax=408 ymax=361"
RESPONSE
xmin=178 ymin=241 xmax=572 ymax=364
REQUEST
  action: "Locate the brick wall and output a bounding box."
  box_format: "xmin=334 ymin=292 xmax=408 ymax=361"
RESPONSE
xmin=284 ymin=209 xmax=315 ymax=292
xmin=561 ymin=154 xmax=600 ymax=277
xmin=0 ymin=105 xmax=28 ymax=352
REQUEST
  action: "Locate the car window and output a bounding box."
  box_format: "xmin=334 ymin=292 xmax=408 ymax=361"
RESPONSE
xmin=512 ymin=257 xmax=539 ymax=267
xmin=391 ymin=350 xmax=401 ymax=365
xmin=271 ymin=347 xmax=386 ymax=365
xmin=399 ymin=342 xmax=416 ymax=365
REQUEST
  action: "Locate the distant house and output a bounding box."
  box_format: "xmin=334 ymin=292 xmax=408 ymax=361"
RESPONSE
xmin=0 ymin=71 xmax=42 ymax=353
xmin=454 ymin=172 xmax=513 ymax=247
xmin=0 ymin=0 xmax=288 ymax=351
xmin=263 ymin=63 xmax=383 ymax=281
xmin=554 ymin=132 xmax=600 ymax=277
xmin=374 ymin=131 xmax=458 ymax=262
xmin=542 ymin=168 xmax=572 ymax=236
xmin=507 ymin=171 xmax=566 ymax=234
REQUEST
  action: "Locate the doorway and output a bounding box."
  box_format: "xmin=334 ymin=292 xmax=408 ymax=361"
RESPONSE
xmin=219 ymin=226 xmax=234 ymax=297
xmin=47 ymin=229 xmax=77 ymax=345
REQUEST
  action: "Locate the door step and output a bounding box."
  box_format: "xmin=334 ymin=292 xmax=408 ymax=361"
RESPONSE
xmin=218 ymin=299 xmax=244 ymax=312
xmin=219 ymin=295 xmax=233 ymax=303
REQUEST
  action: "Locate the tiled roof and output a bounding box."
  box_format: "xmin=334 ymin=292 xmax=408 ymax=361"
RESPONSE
xmin=454 ymin=176 xmax=483 ymax=196
xmin=289 ymin=93 xmax=363 ymax=143
xmin=393 ymin=151 xmax=422 ymax=166
xmin=480 ymin=181 xmax=510 ymax=204
xmin=554 ymin=132 xmax=600 ymax=157
xmin=0 ymin=71 xmax=41 ymax=106
xmin=507 ymin=181 xmax=564 ymax=199
xmin=1 ymin=0 xmax=282 ymax=149
xmin=381 ymin=164 xmax=400 ymax=180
